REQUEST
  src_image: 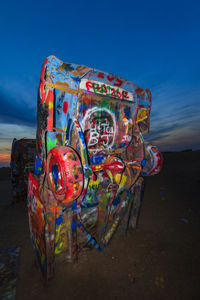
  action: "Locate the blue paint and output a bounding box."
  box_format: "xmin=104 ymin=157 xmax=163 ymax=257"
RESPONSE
xmin=124 ymin=107 xmax=131 ymax=118
xmin=116 ymin=111 xmax=120 ymax=121
xmin=65 ymin=118 xmax=72 ymax=142
xmin=141 ymin=159 xmax=146 ymax=167
xmin=34 ymin=156 xmax=42 ymax=176
xmin=80 ymin=104 xmax=88 ymax=112
xmin=72 ymin=200 xmax=76 ymax=211
xmin=71 ymin=76 xmax=81 ymax=84
xmin=112 ymin=196 xmax=120 ymax=207
xmin=52 ymin=164 xmax=58 ymax=188
xmin=77 ymin=222 xmax=102 ymax=251
xmin=64 ymin=64 xmax=74 ymax=72
xmin=90 ymin=154 xmax=105 ymax=165
xmin=79 ymin=131 xmax=85 ymax=145
xmin=71 ymin=218 xmax=77 ymax=230
xmin=126 ymin=189 xmax=130 ymax=197
xmin=120 ymin=142 xmax=126 ymax=148
xmin=71 ymin=200 xmax=77 ymax=230
xmin=56 ymin=213 xmax=63 ymax=226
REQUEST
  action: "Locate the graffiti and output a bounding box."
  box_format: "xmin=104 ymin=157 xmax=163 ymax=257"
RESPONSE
xmin=141 ymin=144 xmax=163 ymax=176
xmin=97 ymin=72 xmax=123 ymax=87
xmin=136 ymin=108 xmax=147 ymax=123
xmin=88 ymin=118 xmax=113 ymax=147
xmin=82 ymin=107 xmax=117 ymax=152
xmin=26 ymin=55 xmax=162 ymax=281
xmin=80 ymin=79 xmax=133 ymax=101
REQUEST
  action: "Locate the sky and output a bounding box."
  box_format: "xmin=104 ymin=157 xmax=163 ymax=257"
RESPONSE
xmin=0 ymin=0 xmax=200 ymax=166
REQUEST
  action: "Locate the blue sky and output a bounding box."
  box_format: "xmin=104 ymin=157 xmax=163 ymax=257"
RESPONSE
xmin=0 ymin=0 xmax=200 ymax=166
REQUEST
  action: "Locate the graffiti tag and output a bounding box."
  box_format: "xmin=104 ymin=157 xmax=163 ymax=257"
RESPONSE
xmin=80 ymin=79 xmax=133 ymax=101
xmin=88 ymin=118 xmax=114 ymax=147
xmin=82 ymin=107 xmax=116 ymax=152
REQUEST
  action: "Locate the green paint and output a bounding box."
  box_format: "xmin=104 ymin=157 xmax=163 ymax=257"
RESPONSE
xmin=100 ymin=100 xmax=110 ymax=110
xmin=106 ymin=193 xmax=110 ymax=199
xmin=47 ymin=137 xmax=58 ymax=153
xmin=140 ymin=133 xmax=144 ymax=143
xmin=88 ymin=194 xmax=93 ymax=203
xmin=93 ymin=83 xmax=99 ymax=94
xmin=84 ymin=168 xmax=92 ymax=178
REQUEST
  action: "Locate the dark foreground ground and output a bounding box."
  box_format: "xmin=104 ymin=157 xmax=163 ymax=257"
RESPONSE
xmin=0 ymin=150 xmax=200 ymax=300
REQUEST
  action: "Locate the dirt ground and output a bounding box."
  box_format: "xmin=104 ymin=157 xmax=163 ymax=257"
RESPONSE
xmin=0 ymin=150 xmax=200 ymax=300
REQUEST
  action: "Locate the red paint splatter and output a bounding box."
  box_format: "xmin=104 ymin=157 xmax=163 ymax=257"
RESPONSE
xmin=107 ymin=75 xmax=115 ymax=82
xmin=97 ymin=72 xmax=104 ymax=79
xmin=114 ymin=79 xmax=123 ymax=87
xmin=63 ymin=101 xmax=68 ymax=114
xmin=135 ymin=88 xmax=143 ymax=94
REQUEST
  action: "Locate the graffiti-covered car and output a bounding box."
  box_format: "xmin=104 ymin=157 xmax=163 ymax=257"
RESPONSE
xmin=10 ymin=138 xmax=36 ymax=203
xmin=28 ymin=55 xmax=163 ymax=280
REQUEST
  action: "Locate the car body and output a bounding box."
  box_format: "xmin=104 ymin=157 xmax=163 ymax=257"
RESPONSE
xmin=27 ymin=55 xmax=163 ymax=280
xmin=10 ymin=138 xmax=36 ymax=203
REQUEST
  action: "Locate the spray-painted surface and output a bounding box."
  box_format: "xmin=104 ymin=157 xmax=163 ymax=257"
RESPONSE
xmin=27 ymin=55 xmax=163 ymax=280
xmin=10 ymin=138 xmax=36 ymax=203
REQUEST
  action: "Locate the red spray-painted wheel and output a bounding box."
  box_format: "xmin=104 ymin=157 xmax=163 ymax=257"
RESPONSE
xmin=46 ymin=146 xmax=83 ymax=205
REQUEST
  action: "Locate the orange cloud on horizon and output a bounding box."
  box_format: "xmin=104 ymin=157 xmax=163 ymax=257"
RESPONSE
xmin=0 ymin=152 xmax=11 ymax=163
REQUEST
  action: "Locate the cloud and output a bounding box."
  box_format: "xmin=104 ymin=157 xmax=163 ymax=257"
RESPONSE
xmin=143 ymin=80 xmax=200 ymax=151
xmin=0 ymin=123 xmax=36 ymax=159
xmin=0 ymin=88 xmax=36 ymax=126
xmin=0 ymin=76 xmax=38 ymax=126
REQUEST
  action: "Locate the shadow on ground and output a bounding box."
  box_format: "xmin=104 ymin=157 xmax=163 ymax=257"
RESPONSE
xmin=0 ymin=151 xmax=200 ymax=300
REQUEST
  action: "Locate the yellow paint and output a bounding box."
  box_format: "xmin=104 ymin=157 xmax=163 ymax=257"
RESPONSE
xmin=122 ymin=116 xmax=128 ymax=124
xmin=49 ymin=101 xmax=54 ymax=109
xmin=40 ymin=253 xmax=45 ymax=265
xmin=36 ymin=199 xmax=43 ymax=209
xmin=55 ymin=241 xmax=64 ymax=255
xmin=55 ymin=224 xmax=64 ymax=255
xmin=89 ymin=178 xmax=100 ymax=187
xmin=114 ymin=173 xmax=122 ymax=184
xmin=136 ymin=109 xmax=147 ymax=123
xmin=45 ymin=82 xmax=78 ymax=95
xmin=119 ymin=175 xmax=127 ymax=187
xmin=94 ymin=165 xmax=102 ymax=171
xmin=55 ymin=80 xmax=69 ymax=87
xmin=106 ymin=170 xmax=113 ymax=183
xmin=55 ymin=224 xmax=61 ymax=242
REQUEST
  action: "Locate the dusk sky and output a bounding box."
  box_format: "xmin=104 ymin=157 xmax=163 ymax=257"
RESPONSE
xmin=0 ymin=0 xmax=200 ymax=166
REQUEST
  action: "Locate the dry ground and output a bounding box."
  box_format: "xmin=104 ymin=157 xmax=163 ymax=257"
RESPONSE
xmin=0 ymin=150 xmax=200 ymax=300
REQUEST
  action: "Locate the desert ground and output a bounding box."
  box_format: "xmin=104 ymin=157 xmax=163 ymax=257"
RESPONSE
xmin=0 ymin=150 xmax=200 ymax=300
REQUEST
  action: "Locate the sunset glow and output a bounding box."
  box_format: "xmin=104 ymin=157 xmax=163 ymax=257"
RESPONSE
xmin=0 ymin=153 xmax=10 ymax=162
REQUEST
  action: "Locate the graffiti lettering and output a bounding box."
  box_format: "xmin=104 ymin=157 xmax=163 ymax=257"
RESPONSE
xmin=88 ymin=119 xmax=114 ymax=147
xmin=82 ymin=107 xmax=117 ymax=152
xmin=80 ymin=79 xmax=133 ymax=101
